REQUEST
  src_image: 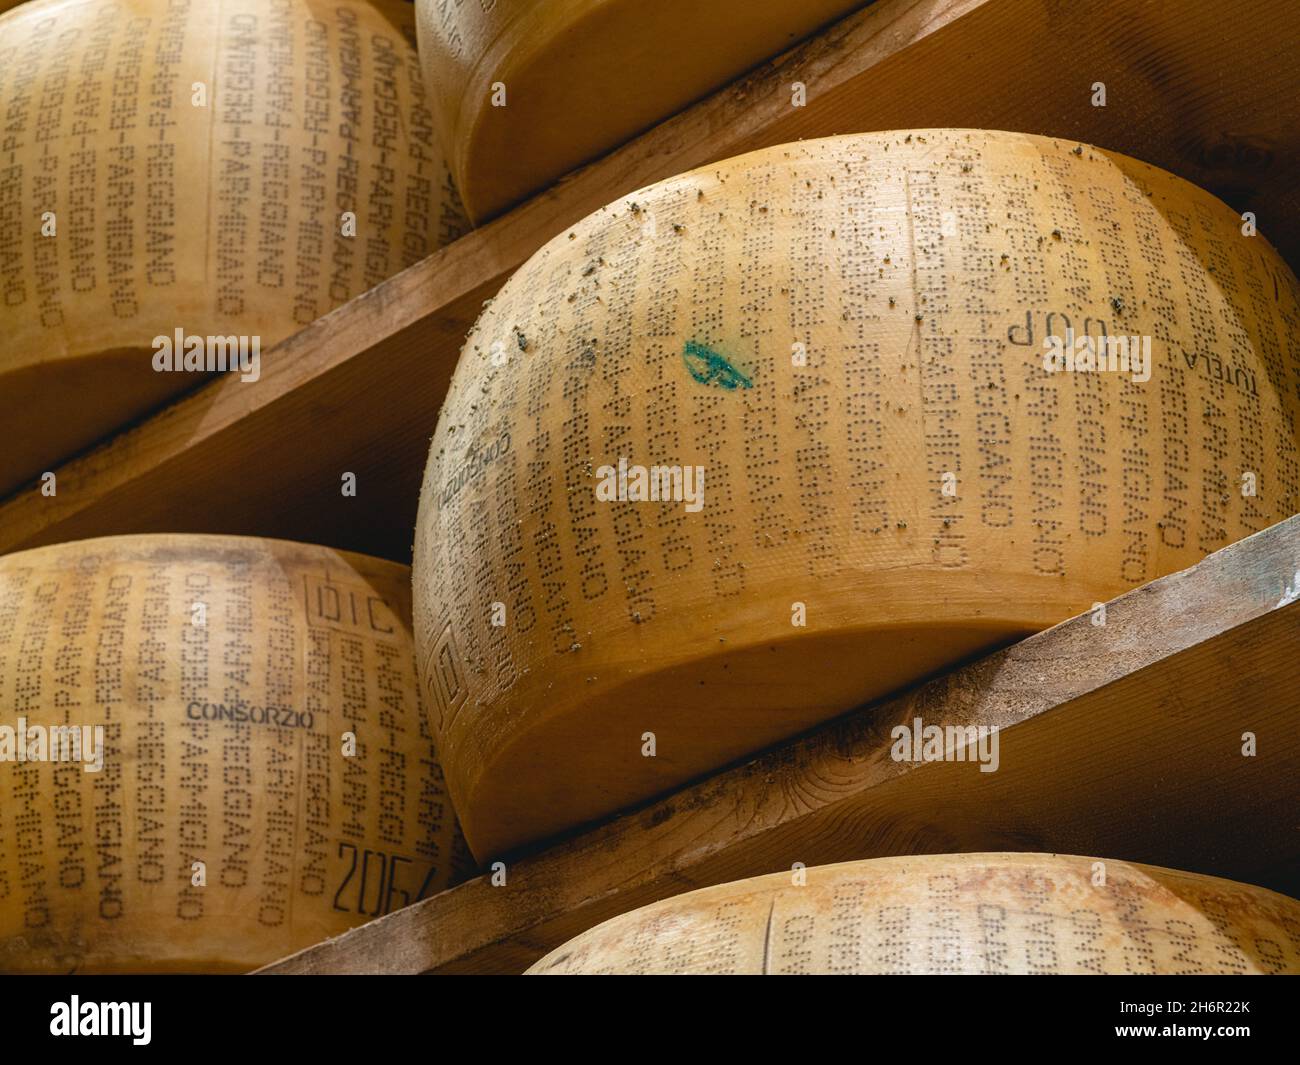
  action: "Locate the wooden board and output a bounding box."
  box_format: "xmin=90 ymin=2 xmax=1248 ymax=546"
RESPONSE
xmin=3 ymin=0 xmax=1299 ymax=562
xmin=257 ymin=513 xmax=1300 ymax=975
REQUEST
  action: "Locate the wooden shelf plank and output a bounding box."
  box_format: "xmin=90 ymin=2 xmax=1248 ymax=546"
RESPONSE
xmin=257 ymin=514 xmax=1300 ymax=975
xmin=3 ymin=0 xmax=1298 ymax=561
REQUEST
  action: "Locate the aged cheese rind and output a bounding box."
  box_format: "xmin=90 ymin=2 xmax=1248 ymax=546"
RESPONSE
xmin=0 ymin=534 xmax=472 ymax=974
xmin=413 ymin=0 xmax=866 ymax=220
xmin=527 ymin=853 xmax=1300 ymax=974
xmin=414 ymin=130 xmax=1300 ymax=860
xmin=0 ymin=0 xmax=467 ymax=496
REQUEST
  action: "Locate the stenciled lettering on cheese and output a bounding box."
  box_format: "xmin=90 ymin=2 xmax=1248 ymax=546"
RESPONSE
xmin=185 ymin=701 xmax=316 ymax=731
xmin=0 ymin=0 xmax=467 ymax=496
xmin=439 ymin=431 xmax=512 ymax=510
xmin=0 ymin=533 xmax=472 ymax=973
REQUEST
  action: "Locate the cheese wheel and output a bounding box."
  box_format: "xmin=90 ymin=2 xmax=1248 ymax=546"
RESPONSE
xmin=414 ymin=129 xmax=1300 ymax=860
xmin=527 ymin=854 xmax=1300 ymax=975
xmin=413 ymin=0 xmax=866 ymax=220
xmin=0 ymin=0 xmax=467 ymax=497
xmin=0 ymin=534 xmax=472 ymax=974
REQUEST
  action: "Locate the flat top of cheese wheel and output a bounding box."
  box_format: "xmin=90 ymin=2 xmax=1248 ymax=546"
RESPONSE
xmin=526 ymin=853 xmax=1300 ymax=975
xmin=414 ymin=129 xmax=1300 ymax=860
xmin=414 ymin=0 xmax=867 ymax=220
xmin=0 ymin=533 xmax=472 ymax=973
xmin=0 ymin=0 xmax=466 ymax=495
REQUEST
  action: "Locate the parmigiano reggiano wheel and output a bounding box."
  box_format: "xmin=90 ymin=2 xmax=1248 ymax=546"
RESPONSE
xmin=0 ymin=0 xmax=467 ymax=497
xmin=413 ymin=0 xmax=867 ymax=220
xmin=0 ymin=534 xmax=472 ymax=974
xmin=527 ymin=853 xmax=1300 ymax=974
xmin=414 ymin=129 xmax=1300 ymax=860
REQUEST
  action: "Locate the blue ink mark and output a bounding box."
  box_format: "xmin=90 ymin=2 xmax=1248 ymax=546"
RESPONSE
xmin=682 ymin=340 xmax=752 ymax=390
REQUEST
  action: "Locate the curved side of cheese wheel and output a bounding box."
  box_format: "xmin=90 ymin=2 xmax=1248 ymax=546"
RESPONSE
xmin=526 ymin=853 xmax=1300 ymax=975
xmin=413 ymin=129 xmax=1300 ymax=860
xmin=0 ymin=534 xmax=473 ymax=974
xmin=0 ymin=0 xmax=467 ymax=496
xmin=413 ymin=0 xmax=866 ymax=220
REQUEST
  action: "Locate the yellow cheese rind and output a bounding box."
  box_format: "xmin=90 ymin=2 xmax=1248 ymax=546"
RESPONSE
xmin=0 ymin=534 xmax=472 ymax=974
xmin=527 ymin=853 xmax=1300 ymax=974
xmin=414 ymin=0 xmax=866 ymax=220
xmin=413 ymin=130 xmax=1300 ymax=860
xmin=0 ymin=0 xmax=467 ymax=496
